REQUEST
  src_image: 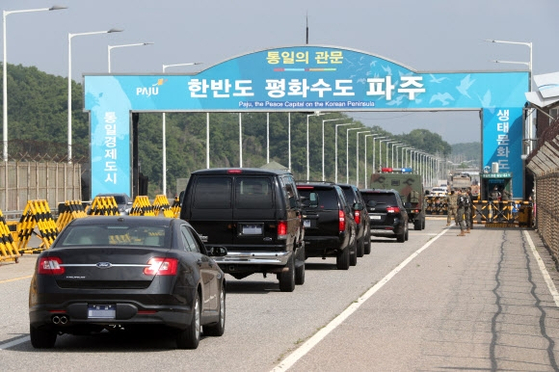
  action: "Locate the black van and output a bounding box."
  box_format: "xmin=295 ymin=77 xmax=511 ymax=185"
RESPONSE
xmin=179 ymin=168 xmax=305 ymax=292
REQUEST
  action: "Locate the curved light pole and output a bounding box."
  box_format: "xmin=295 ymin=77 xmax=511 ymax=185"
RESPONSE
xmin=3 ymin=5 xmax=67 ymax=162
xmin=306 ymin=112 xmax=324 ymax=180
xmin=108 ymin=42 xmax=153 ymax=73
xmin=364 ymin=134 xmax=375 ymax=188
xmin=322 ymin=118 xmax=345 ymax=181
xmin=356 ymin=130 xmax=371 ymax=187
xmin=372 ymin=135 xmax=385 ymax=174
xmin=161 ymin=62 xmax=201 ymax=195
xmin=334 ymin=123 xmax=355 ymax=183
xmin=68 ymin=28 xmax=123 ymax=163
xmin=346 ymin=127 xmax=363 ymax=183
xmin=378 ymin=139 xmax=390 ymax=170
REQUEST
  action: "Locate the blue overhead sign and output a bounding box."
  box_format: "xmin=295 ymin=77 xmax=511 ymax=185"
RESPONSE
xmin=84 ymin=45 xmax=529 ymax=198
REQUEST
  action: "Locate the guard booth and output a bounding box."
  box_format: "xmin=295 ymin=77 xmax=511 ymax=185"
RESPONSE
xmin=480 ymin=172 xmax=512 ymax=200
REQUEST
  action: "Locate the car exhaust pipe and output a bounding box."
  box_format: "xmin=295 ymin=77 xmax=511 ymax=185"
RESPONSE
xmin=59 ymin=315 xmax=68 ymax=325
xmin=52 ymin=315 xmax=60 ymax=324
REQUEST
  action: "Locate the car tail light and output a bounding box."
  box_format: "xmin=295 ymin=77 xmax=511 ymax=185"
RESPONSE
xmin=296 ymin=185 xmax=314 ymax=190
xmin=38 ymin=257 xmax=65 ymax=275
xmin=277 ymin=221 xmax=288 ymax=240
xmin=227 ymin=169 xmax=242 ymax=174
xmin=144 ymin=258 xmax=178 ymax=276
xmin=354 ymin=210 xmax=361 ymax=225
xmin=386 ymin=206 xmax=400 ymax=214
xmin=339 ymin=210 xmax=346 ymax=232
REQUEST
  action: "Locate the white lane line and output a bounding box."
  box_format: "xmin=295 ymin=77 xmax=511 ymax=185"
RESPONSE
xmin=0 ymin=336 xmax=29 ymax=350
xmin=524 ymin=230 xmax=559 ymax=307
xmin=271 ymin=228 xmax=449 ymax=371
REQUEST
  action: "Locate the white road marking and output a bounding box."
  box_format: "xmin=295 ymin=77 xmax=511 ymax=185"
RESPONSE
xmin=271 ymin=229 xmax=449 ymax=371
xmin=0 ymin=336 xmax=29 ymax=350
xmin=524 ymin=230 xmax=559 ymax=307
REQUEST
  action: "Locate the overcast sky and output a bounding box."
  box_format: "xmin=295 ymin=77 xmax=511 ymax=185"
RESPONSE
xmin=4 ymin=0 xmax=558 ymax=144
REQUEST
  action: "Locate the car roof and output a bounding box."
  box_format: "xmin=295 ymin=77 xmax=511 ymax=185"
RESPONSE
xmin=191 ymin=168 xmax=292 ymax=176
xmin=68 ymin=215 xmax=175 ymax=227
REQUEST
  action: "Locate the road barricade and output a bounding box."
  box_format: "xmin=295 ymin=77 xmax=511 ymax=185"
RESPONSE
xmin=56 ymin=200 xmax=88 ymax=232
xmin=0 ymin=210 xmax=20 ymax=262
xmin=89 ymin=196 xmax=120 ymax=215
xmin=425 ymin=196 xmax=448 ymax=215
xmin=16 ymin=200 xmax=58 ymax=252
xmin=153 ymin=195 xmax=174 ymax=217
xmin=129 ymin=195 xmax=155 ymax=216
xmin=171 ymin=197 xmax=181 ymax=218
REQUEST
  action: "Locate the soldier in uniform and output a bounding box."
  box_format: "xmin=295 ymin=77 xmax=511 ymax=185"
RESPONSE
xmin=446 ymin=189 xmax=458 ymax=226
xmin=456 ymin=189 xmax=467 ymax=236
xmin=464 ymin=187 xmax=473 ymax=232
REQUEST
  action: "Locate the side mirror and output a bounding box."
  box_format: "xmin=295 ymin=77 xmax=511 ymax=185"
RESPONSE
xmin=207 ymin=246 xmax=228 ymax=257
xmin=353 ymin=202 xmax=363 ymax=211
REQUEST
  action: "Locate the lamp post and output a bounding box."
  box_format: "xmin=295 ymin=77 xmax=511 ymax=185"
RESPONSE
xmin=356 ymin=130 xmax=371 ymax=187
xmin=486 ymin=38 xmax=533 ymax=154
xmin=322 ymin=118 xmax=345 ymax=181
xmin=372 ymin=135 xmax=385 ymax=173
xmin=108 ymin=42 xmax=153 ymax=73
xmin=3 ymin=5 xmax=67 ymax=162
xmin=68 ymin=28 xmax=123 ymax=163
xmin=306 ymin=112 xmax=324 ymax=180
xmin=378 ymin=139 xmax=390 ymax=170
xmin=364 ymin=134 xmax=374 ymax=188
xmin=334 ymin=123 xmax=355 ymax=183
xmin=346 ymin=127 xmax=363 ymax=183
xmin=385 ymin=140 xmax=397 ymax=168
xmin=161 ymin=62 xmax=201 ymax=195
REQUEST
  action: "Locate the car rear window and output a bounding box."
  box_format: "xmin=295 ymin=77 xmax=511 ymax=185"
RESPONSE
xmin=341 ymin=188 xmax=356 ymax=204
xmin=298 ymin=188 xmax=339 ymax=210
xmin=193 ymin=177 xmax=232 ymax=209
xmin=235 ymin=177 xmax=274 ymax=209
xmin=362 ymin=193 xmax=398 ymax=205
xmin=57 ymin=225 xmax=168 ymax=247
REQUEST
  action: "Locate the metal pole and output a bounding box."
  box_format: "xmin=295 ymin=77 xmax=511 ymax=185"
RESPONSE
xmin=335 ymin=123 xmax=355 ymax=183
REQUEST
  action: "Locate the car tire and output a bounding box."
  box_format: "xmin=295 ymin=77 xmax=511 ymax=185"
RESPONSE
xmin=349 ymin=242 xmax=358 ymax=266
xmin=176 ymin=291 xmax=201 ymax=349
xmin=364 ymin=232 xmax=372 ymax=255
xmin=203 ymin=284 xmax=226 ymax=337
xmin=414 ymin=219 xmax=422 ymax=230
xmin=279 ymin=254 xmax=296 ymax=292
xmin=336 ymin=247 xmax=350 ymax=270
xmin=396 ymin=230 xmax=406 ymax=243
xmin=405 ymin=227 xmax=409 ymax=241
xmin=29 ymin=325 xmax=57 ymax=349
xmin=295 ymin=247 xmax=305 ymax=285
xmin=356 ymin=238 xmax=364 ymax=257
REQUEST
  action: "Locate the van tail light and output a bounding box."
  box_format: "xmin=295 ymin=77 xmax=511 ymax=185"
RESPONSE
xmin=386 ymin=206 xmax=400 ymax=214
xmin=38 ymin=257 xmax=65 ymax=275
xmin=339 ymin=210 xmax=346 ymax=232
xmin=277 ymin=221 xmax=288 ymax=240
xmin=354 ymin=210 xmax=361 ymax=225
xmin=144 ymin=258 xmax=178 ymax=276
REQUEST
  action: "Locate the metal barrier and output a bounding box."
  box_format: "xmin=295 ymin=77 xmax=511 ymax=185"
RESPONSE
xmin=153 ymin=195 xmax=174 ymax=217
xmin=89 ymin=196 xmax=120 ymax=215
xmin=16 ymin=200 xmax=58 ymax=253
xmin=0 ymin=211 xmax=20 ymax=262
xmin=129 ymin=195 xmax=156 ymax=216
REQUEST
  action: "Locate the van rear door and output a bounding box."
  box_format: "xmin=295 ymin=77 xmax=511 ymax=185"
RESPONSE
xmin=186 ymin=176 xmax=234 ymax=245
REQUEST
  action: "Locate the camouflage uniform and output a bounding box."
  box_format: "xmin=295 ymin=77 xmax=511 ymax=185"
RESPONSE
xmin=464 ymin=188 xmax=473 ymax=232
xmin=456 ymin=190 xmax=467 ymax=236
xmin=446 ymin=190 xmax=458 ymax=226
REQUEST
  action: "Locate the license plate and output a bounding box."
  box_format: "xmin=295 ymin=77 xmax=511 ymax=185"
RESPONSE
xmin=303 ymin=219 xmax=311 ymax=228
xmin=88 ymin=304 xmax=116 ymax=319
xmin=242 ymin=224 xmax=263 ymax=235
xmin=370 ymin=215 xmax=382 ymax=220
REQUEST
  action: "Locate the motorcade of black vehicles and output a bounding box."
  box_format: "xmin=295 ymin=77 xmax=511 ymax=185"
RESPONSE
xmin=360 ymin=188 xmax=409 ymax=243
xmin=296 ymin=181 xmax=357 ymax=270
xmin=29 ymin=216 xmax=227 ymax=350
xmin=336 ymin=183 xmax=371 ymax=256
xmin=179 ymin=168 xmax=305 ymax=292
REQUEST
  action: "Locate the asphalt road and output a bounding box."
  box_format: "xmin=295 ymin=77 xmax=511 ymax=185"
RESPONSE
xmin=1 ymin=218 xmax=558 ymax=372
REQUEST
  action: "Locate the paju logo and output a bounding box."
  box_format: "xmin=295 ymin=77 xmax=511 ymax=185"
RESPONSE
xmin=136 ymin=78 xmax=167 ymax=96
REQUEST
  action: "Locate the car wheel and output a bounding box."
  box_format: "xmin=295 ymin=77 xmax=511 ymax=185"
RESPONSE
xmin=356 ymin=238 xmax=364 ymax=257
xmin=176 ymin=291 xmax=201 ymax=349
xmin=349 ymin=242 xmax=358 ymax=266
xmin=336 ymin=247 xmax=350 ymax=270
xmin=279 ymin=254 xmax=296 ymax=292
xmin=295 ymin=247 xmax=305 ymax=285
xmin=414 ymin=219 xmax=422 ymax=230
xmin=396 ymin=230 xmax=406 ymax=243
xmin=364 ymin=232 xmax=372 ymax=255
xmin=421 ymin=216 xmax=426 ymax=230
xmin=203 ymin=284 xmax=226 ymax=337
xmin=405 ymin=227 xmax=409 ymax=241
xmin=29 ymin=325 xmax=57 ymax=349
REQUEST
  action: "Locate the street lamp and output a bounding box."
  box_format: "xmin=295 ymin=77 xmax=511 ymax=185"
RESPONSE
xmin=378 ymin=139 xmax=390 ymax=170
xmin=335 ymin=123 xmax=356 ymax=183
xmin=356 ymin=130 xmax=371 ymax=187
xmin=322 ymin=118 xmax=345 ymax=181
xmin=161 ymin=62 xmax=202 ymax=195
xmin=486 ymin=38 xmax=534 ymax=154
xmin=372 ymin=135 xmax=385 ymax=173
xmin=346 ymin=127 xmax=363 ymax=183
xmin=3 ymin=5 xmax=67 ymax=162
xmin=364 ymin=134 xmax=375 ymax=188
xmin=306 ymin=112 xmax=324 ymax=180
xmin=108 ymin=42 xmax=153 ymax=73
xmin=68 ymin=28 xmax=123 ymax=163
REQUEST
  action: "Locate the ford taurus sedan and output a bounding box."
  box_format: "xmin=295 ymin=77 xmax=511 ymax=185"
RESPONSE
xmin=29 ymin=216 xmax=227 ymax=349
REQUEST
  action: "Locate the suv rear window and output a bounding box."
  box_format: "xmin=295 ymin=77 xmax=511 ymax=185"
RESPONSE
xmin=362 ymin=192 xmax=397 ymax=205
xmin=193 ymin=176 xmax=274 ymax=209
xmin=298 ymin=188 xmax=339 ymax=209
xmin=193 ymin=177 xmax=232 ymax=209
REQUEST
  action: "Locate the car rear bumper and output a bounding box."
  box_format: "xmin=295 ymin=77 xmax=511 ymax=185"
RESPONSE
xmin=213 ymin=250 xmax=291 ymax=266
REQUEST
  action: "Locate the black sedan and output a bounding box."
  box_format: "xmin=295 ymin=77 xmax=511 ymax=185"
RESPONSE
xmin=29 ymin=216 xmax=227 ymax=349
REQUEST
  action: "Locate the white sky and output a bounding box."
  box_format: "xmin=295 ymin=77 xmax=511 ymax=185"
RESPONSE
xmin=3 ymin=0 xmax=558 ymax=144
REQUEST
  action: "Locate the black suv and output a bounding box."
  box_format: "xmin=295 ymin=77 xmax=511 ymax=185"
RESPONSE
xmin=179 ymin=168 xmax=305 ymax=292
xmin=359 ymin=189 xmax=409 ymax=243
xmin=337 ymin=183 xmax=371 ymax=256
xmin=296 ymin=182 xmax=357 ymax=270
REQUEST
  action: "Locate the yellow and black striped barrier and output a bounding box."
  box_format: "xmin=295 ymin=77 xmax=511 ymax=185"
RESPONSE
xmin=56 ymin=200 xmax=88 ymax=232
xmin=171 ymin=196 xmax=181 ymax=218
xmin=89 ymin=196 xmax=120 ymax=215
xmin=129 ymin=195 xmax=155 ymax=216
xmin=0 ymin=211 xmax=20 ymax=262
xmin=16 ymin=200 xmax=58 ymax=253
xmin=153 ymin=195 xmax=174 ymax=217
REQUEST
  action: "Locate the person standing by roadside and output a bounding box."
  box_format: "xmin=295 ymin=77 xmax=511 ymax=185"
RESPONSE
xmin=456 ymin=190 xmax=467 ymax=236
xmin=464 ymin=187 xmax=473 ymax=232
xmin=446 ymin=189 xmax=458 ymax=227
